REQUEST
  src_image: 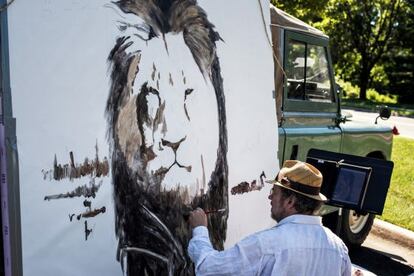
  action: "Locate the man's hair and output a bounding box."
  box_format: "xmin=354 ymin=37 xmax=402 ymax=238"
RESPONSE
xmin=279 ymin=188 xmax=323 ymax=214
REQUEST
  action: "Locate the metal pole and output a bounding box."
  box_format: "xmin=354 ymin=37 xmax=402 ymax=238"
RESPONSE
xmin=0 ymin=1 xmax=22 ymax=275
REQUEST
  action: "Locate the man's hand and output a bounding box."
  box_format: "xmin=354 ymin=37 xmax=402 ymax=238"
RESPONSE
xmin=189 ymin=207 xmax=208 ymax=229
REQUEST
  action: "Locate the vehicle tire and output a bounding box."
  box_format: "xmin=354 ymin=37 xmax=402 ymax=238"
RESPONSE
xmin=340 ymin=209 xmax=375 ymax=247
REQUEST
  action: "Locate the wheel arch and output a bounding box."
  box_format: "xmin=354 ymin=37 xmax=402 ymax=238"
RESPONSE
xmin=366 ymin=150 xmax=386 ymax=160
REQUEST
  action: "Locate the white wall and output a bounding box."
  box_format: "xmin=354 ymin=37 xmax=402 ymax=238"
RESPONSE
xmin=7 ymin=0 xmax=278 ymax=274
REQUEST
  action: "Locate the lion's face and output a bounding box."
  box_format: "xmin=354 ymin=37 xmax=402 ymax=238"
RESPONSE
xmin=114 ymin=31 xmax=220 ymax=202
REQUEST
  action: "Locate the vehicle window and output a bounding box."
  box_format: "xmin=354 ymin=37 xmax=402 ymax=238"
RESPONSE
xmin=286 ymin=39 xmax=334 ymax=103
xmin=286 ymin=40 xmax=306 ymax=100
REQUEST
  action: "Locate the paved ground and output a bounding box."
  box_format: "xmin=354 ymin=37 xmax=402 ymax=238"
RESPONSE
xmin=350 ymin=231 xmax=414 ymax=275
xmin=343 ymin=109 xmax=414 ymax=139
xmin=365 ymin=231 xmax=414 ymax=264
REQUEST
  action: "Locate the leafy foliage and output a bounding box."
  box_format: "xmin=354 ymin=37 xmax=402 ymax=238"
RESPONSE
xmin=270 ymin=0 xmax=328 ymax=24
xmin=338 ymin=79 xmax=397 ymax=103
xmin=271 ymin=0 xmax=412 ymax=103
xmin=382 ymin=0 xmax=414 ymax=103
xmin=320 ymin=0 xmax=401 ymax=100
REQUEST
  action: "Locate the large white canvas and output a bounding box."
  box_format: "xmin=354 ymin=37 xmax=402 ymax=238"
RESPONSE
xmin=7 ymin=0 xmax=278 ymax=274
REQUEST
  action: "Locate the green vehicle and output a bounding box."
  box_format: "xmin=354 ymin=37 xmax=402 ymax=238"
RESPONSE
xmin=270 ymin=5 xmax=393 ymax=246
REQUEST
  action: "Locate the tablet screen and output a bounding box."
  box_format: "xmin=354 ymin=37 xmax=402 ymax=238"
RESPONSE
xmin=331 ymin=167 xmax=368 ymax=205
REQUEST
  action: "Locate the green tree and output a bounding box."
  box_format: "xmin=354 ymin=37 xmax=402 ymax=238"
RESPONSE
xmin=318 ymin=0 xmax=401 ymax=100
xmin=272 ymin=0 xmax=411 ymax=102
xmin=270 ymin=0 xmax=328 ymax=24
xmin=382 ymin=0 xmax=414 ymax=102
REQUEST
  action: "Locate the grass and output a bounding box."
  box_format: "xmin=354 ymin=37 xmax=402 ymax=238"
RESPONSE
xmin=380 ymin=136 xmax=414 ymax=231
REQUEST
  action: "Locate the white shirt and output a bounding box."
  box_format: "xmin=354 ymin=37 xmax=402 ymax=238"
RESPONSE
xmin=188 ymin=214 xmax=352 ymax=276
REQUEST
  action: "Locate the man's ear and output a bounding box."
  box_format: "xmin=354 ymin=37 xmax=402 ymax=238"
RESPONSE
xmin=285 ymin=195 xmax=296 ymax=211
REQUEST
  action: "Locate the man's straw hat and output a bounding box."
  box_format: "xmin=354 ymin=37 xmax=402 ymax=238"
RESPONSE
xmin=266 ymin=160 xmax=327 ymax=201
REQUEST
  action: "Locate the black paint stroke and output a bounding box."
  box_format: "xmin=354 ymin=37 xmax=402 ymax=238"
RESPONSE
xmin=152 ymin=63 xmax=157 ymax=80
xmin=154 ymin=137 xmax=192 ymax=177
xmin=43 ymin=180 xmax=102 ymax=201
xmin=260 ymin=171 xmax=266 ymax=185
xmin=83 ymin=199 xmax=92 ymax=208
xmin=169 ymin=72 xmax=174 ymax=86
xmin=182 ymin=70 xmax=187 ymax=84
xmin=107 ymin=1 xmax=228 ymax=274
xmin=69 ymin=214 xmax=75 ymax=222
xmin=85 ymin=221 xmax=93 ymax=241
xmin=183 ymin=88 xmax=193 ymax=122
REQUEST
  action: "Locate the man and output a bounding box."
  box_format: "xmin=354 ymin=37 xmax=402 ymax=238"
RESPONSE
xmin=188 ymin=160 xmax=352 ymax=275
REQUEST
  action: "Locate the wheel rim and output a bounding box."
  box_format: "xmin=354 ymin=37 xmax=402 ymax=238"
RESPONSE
xmin=348 ymin=210 xmax=369 ymax=234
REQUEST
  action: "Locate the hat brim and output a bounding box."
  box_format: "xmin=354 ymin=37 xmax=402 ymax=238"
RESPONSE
xmin=266 ymin=179 xmax=327 ymax=202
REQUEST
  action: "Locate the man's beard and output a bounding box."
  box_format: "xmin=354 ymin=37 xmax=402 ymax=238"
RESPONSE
xmin=270 ymin=207 xmax=286 ymax=222
xmin=271 ymin=211 xmax=279 ymax=222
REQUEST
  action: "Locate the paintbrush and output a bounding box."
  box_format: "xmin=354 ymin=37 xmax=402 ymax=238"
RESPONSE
xmin=204 ymin=208 xmax=226 ymax=214
xmin=183 ymin=208 xmax=226 ymax=220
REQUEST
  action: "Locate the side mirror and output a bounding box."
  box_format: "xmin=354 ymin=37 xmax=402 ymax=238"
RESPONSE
xmin=375 ymin=105 xmax=391 ymax=124
xmin=335 ymin=83 xmax=342 ymax=97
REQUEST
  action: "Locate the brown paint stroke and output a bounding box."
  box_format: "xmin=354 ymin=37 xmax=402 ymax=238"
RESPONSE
xmin=231 ymin=171 xmax=267 ymax=195
xmin=200 ymin=154 xmax=206 ymax=194
xmin=161 ymin=116 xmax=168 ymax=136
xmin=42 ymin=143 xmax=109 ymax=181
xmin=77 ymin=206 xmax=106 ymax=220
xmin=152 ymin=100 xmax=166 ymax=139
xmin=43 ymin=179 xmax=103 ymax=201
xmin=231 ymin=179 xmax=264 ymax=195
